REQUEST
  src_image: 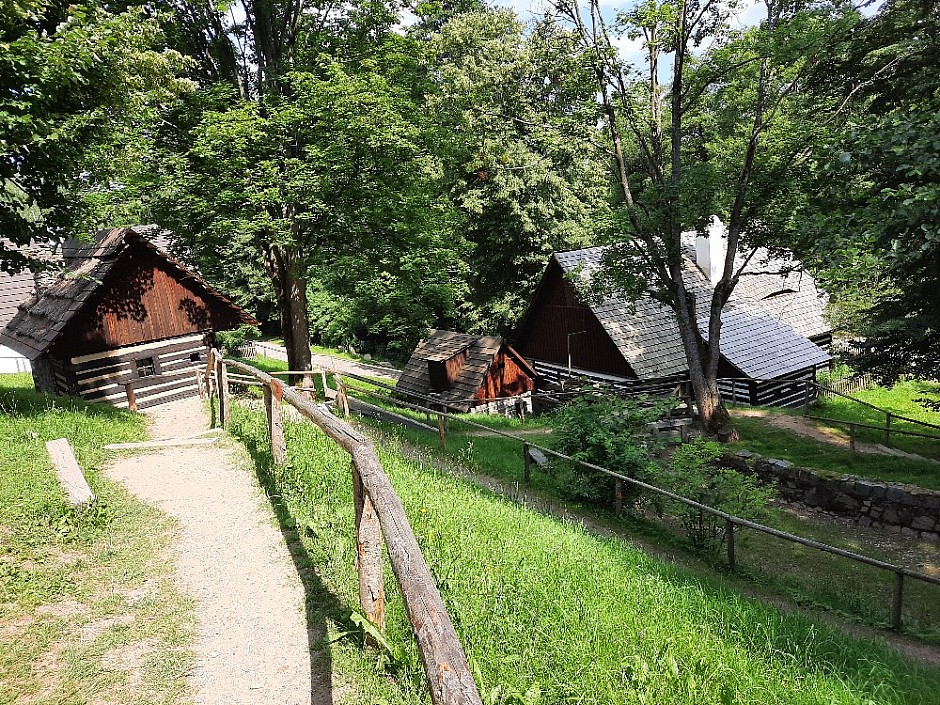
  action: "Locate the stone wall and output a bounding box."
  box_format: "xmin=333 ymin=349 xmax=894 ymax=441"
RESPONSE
xmin=726 ymin=450 xmax=940 ymax=540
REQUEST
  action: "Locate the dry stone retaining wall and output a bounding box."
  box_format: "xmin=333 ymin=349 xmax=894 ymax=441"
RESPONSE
xmin=727 ymin=450 xmax=940 ymax=541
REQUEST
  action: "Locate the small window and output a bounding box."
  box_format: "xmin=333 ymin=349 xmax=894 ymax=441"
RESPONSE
xmin=135 ymin=357 xmax=157 ymax=378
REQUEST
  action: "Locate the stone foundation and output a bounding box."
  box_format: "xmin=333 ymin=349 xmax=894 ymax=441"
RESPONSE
xmin=726 ymin=450 xmax=940 ymax=540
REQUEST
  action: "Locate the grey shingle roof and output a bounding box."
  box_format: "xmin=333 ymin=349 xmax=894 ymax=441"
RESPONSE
xmin=0 ymin=271 xmax=37 ymax=331
xmin=395 ymin=330 xmax=504 ymax=412
xmin=554 ymin=237 xmax=831 ymax=380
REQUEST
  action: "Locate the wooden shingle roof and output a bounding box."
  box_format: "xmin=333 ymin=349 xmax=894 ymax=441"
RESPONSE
xmin=395 ymin=330 xmax=504 ymax=412
xmin=554 ymin=238 xmax=831 ymax=380
xmin=0 ymin=226 xmax=255 ymax=360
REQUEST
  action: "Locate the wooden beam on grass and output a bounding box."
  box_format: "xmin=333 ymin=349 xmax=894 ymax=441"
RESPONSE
xmin=46 ymin=438 xmax=95 ymax=506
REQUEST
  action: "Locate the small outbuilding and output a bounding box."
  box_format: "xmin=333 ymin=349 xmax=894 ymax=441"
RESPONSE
xmin=0 ymin=226 xmax=256 ymax=409
xmin=395 ymin=330 xmax=537 ymax=413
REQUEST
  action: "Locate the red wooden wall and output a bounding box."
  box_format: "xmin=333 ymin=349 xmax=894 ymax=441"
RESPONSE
xmin=474 ymin=346 xmax=536 ymax=402
xmin=55 ymin=245 xmax=246 ymax=357
xmin=514 ymin=259 xmax=635 ymax=378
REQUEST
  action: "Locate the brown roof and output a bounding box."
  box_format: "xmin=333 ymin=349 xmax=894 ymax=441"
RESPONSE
xmin=0 ymin=226 xmax=256 ymax=360
xmin=395 ymin=330 xmax=505 ymax=412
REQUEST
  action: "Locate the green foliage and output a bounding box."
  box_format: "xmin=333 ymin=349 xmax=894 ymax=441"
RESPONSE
xmin=430 ymin=10 xmax=608 ymax=335
xmin=662 ymin=440 xmax=773 ymax=552
xmin=216 ymin=324 xmax=261 ymax=353
xmin=801 ymin=0 xmax=940 ymax=381
xmin=0 ymin=0 xmax=190 ymax=269
xmin=552 ymin=392 xmax=670 ymax=505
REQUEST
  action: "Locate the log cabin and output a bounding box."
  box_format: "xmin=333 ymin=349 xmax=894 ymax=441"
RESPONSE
xmin=514 ymin=217 xmax=833 ymax=407
xmin=396 ymin=330 xmax=537 ymax=413
xmin=0 ymin=226 xmax=256 ymax=409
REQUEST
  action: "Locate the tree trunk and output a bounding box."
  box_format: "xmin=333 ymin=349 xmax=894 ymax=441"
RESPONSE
xmin=267 ymin=244 xmax=314 ymax=389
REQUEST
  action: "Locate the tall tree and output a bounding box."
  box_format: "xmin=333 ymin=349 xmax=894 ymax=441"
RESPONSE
xmin=800 ymin=0 xmax=940 ymax=382
xmin=549 ymin=0 xmax=856 ymax=433
xmin=429 ymin=9 xmax=610 ymax=335
xmin=0 ymin=0 xmax=188 ymax=271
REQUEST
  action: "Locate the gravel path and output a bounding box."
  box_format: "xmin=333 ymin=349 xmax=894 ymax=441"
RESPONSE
xmin=105 ymin=398 xmax=331 ymax=705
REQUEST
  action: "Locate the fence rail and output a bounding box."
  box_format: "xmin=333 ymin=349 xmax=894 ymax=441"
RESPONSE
xmin=335 ymin=370 xmax=940 ymax=632
xmin=205 ymin=350 xmax=482 ymax=705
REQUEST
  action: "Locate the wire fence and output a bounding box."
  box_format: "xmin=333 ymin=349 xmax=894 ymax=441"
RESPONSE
xmin=329 ymin=370 xmax=940 ymax=633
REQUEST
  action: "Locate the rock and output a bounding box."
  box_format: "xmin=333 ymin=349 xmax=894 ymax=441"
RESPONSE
xmin=736 ymin=450 xmax=753 ymax=459
xmin=911 ymin=515 xmax=936 ymax=532
xmin=901 ymin=527 xmax=916 ymax=537
xmin=858 ymin=517 xmax=872 ymax=527
xmin=920 ymin=532 xmax=939 ymax=542
xmin=883 ymin=508 xmax=899 ymax=525
xmin=833 ymin=492 xmax=860 ymax=511
xmin=363 ymin=353 xmax=372 ymax=361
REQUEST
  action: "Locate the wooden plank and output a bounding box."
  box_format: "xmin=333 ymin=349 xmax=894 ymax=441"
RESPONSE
xmin=527 ymin=447 xmax=548 ymax=466
xmin=45 ymin=438 xmax=95 ymax=506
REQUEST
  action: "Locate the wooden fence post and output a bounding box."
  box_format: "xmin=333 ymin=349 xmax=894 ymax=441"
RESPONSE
xmin=320 ymin=369 xmax=329 ymax=400
xmin=849 ymin=423 xmax=856 ymax=452
xmin=523 ymin=443 xmax=531 ymax=483
xmin=196 ymin=369 xmax=206 ymax=400
xmin=614 ymin=479 xmax=624 ymax=516
xmin=124 ymin=382 xmax=137 ymax=412
xmin=726 ymin=518 xmax=736 ymax=571
xmin=264 ymin=381 xmax=287 ymax=465
xmin=885 ymin=413 xmax=893 ymax=447
xmin=437 ymin=414 xmax=447 ymax=451
xmin=217 ymin=357 xmax=230 ymax=427
xmin=892 ymin=571 xmax=905 ymax=630
xmin=803 ymin=380 xmax=811 ymax=412
xmin=352 ymin=460 xmax=386 ymax=635
xmin=334 ymin=373 xmax=350 ymax=417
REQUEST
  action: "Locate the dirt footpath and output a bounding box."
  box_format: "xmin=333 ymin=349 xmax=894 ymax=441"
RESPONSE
xmin=106 ymin=398 xmax=331 ymax=705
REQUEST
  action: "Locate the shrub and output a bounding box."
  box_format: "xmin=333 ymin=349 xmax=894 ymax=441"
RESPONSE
xmin=551 ymin=391 xmax=671 ymax=507
xmin=216 ymin=324 xmax=261 ymax=353
xmin=662 ymin=440 xmax=773 ymax=552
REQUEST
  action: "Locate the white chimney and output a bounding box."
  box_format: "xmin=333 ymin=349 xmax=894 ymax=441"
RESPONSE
xmin=695 ymin=215 xmax=727 ymax=284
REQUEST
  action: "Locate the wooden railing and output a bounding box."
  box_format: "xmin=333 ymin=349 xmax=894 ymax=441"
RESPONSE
xmin=203 ymin=349 xmax=483 ymax=705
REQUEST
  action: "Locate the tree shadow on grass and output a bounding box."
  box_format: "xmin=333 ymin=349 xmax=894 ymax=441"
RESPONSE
xmin=0 ymin=381 xmax=134 ymax=421
xmin=228 ymin=413 xmax=365 ymax=705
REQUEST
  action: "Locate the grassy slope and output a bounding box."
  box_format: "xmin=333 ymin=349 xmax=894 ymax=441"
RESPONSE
xmin=228 ymin=400 xmax=940 ymax=705
xmin=0 ymin=373 xmax=193 ymax=705
xmin=729 ymin=415 xmax=940 ymax=490
xmin=813 ymin=381 xmax=940 ymax=459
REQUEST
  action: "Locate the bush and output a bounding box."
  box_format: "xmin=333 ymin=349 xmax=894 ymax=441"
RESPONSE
xmin=662 ymin=440 xmax=773 ymax=552
xmin=216 ymin=324 xmax=261 ymax=353
xmin=551 ymin=391 xmax=672 ymax=507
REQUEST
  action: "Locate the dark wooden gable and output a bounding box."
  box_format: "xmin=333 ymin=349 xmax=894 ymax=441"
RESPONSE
xmin=51 ymin=241 xmax=249 ymax=358
xmin=513 ymin=258 xmax=635 ymax=378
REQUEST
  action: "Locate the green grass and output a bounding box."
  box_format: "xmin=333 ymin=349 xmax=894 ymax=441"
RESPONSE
xmin=730 ymin=415 xmax=940 ymax=490
xmin=0 ymin=373 xmax=194 ymax=705
xmin=227 ymin=399 xmax=940 ymax=704
xmin=361 ymin=413 xmax=940 ymax=642
xmin=812 ymin=381 xmax=940 ymax=459
xmin=259 ymin=336 xmax=404 ymax=369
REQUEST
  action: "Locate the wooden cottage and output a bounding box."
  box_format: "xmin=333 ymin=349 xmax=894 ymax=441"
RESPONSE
xmin=396 ymin=330 xmax=537 ymax=413
xmin=515 ymin=218 xmax=832 ymax=407
xmin=0 ymin=226 xmax=256 ymax=409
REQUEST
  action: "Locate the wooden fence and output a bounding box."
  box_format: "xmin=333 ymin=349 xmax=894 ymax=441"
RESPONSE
xmin=204 ymin=350 xmax=483 ymax=705
xmin=335 ymin=370 xmax=940 ymax=632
